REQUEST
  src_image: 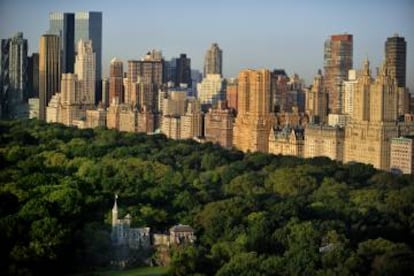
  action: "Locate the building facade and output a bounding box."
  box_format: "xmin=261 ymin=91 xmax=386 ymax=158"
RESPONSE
xmin=304 ymin=125 xmax=345 ymax=161
xmin=305 ymin=70 xmax=328 ymax=124
xmin=390 ymin=137 xmax=414 ymax=174
xmin=1 ymin=32 xmax=28 ymax=118
xmin=343 ymin=61 xmax=405 ymax=170
xmin=324 ymin=34 xmax=353 ymax=114
xmin=75 ymin=39 xmax=96 ymax=105
xmin=268 ymin=126 xmax=304 ymax=157
xmin=204 ymin=101 xmax=234 ymax=149
xmin=197 ymin=74 xmax=225 ymax=106
xmin=109 ymin=58 xmax=123 ymax=104
xmin=233 ymin=69 xmax=275 ymax=153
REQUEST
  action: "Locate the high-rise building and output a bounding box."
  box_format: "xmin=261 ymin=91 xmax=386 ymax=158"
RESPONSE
xmin=385 ymin=34 xmax=406 ymax=88
xmin=74 ymin=40 xmax=95 ymax=105
xmin=204 ymin=43 xmax=222 ymax=77
xmin=39 ymin=34 xmax=60 ymax=121
xmin=343 ymin=60 xmax=403 ymax=170
xmin=324 ymin=34 xmax=353 ymax=114
xmin=109 ymin=58 xmax=123 ymax=104
xmin=233 ymin=69 xmax=275 ymax=152
xmin=127 ymin=51 xmax=163 ymax=111
xmin=176 ymin=54 xmax=191 ymax=88
xmin=27 ymin=53 xmax=39 ymax=98
xmin=0 ymin=32 xmax=28 ymax=118
xmin=48 ymin=12 xmax=75 ymax=73
xmin=75 ymin=11 xmax=102 ymax=104
xmin=102 ymin=77 xmax=109 ymax=107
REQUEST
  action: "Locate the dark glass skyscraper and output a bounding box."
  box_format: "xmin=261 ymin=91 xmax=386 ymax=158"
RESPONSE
xmin=385 ymin=34 xmax=406 ymax=88
xmin=48 ymin=12 xmax=75 ymax=73
xmin=176 ymin=54 xmax=191 ymax=88
xmin=75 ymin=12 xmax=102 ymax=104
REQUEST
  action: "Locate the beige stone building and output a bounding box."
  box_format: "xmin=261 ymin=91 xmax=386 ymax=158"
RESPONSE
xmin=390 ymin=137 xmax=414 ymax=174
xmin=161 ymin=115 xmax=181 ymax=140
xmin=180 ymin=100 xmax=202 ymax=139
xmin=233 ymin=69 xmax=275 ymax=153
xmin=304 ymin=125 xmax=345 ymax=161
xmin=268 ymin=126 xmax=304 ymax=157
xmin=85 ymin=106 xmax=106 ymax=128
xmin=305 ymin=70 xmax=328 ymax=124
xmin=204 ymin=101 xmax=234 ymax=149
xmin=343 ymin=60 xmax=414 ymax=170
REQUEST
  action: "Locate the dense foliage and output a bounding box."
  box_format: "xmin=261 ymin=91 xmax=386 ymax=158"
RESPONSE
xmin=1 ymin=119 xmax=414 ymax=275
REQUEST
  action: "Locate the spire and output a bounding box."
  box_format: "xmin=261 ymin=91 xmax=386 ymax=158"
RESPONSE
xmin=112 ymin=194 xmax=118 ymax=227
xmin=363 ymin=58 xmax=370 ymax=76
xmin=112 ymin=194 xmax=118 ymax=211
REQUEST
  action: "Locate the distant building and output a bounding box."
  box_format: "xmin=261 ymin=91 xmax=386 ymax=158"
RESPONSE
xmin=204 ymin=101 xmax=234 ymax=149
xmin=304 ymin=124 xmax=345 ymax=161
xmin=75 ymin=11 xmax=102 ymax=104
xmin=109 ymin=58 xmax=123 ymax=104
xmin=226 ymin=79 xmax=238 ymax=113
xmin=269 ymin=125 xmax=304 ymax=157
xmin=204 ymin=43 xmax=222 ymax=77
xmin=324 ymin=34 xmax=353 ymax=114
xmin=385 ymin=34 xmax=406 ymax=88
xmin=27 ymin=53 xmax=39 ymax=99
xmin=305 ymin=70 xmax=328 ymax=124
xmin=342 ymin=69 xmax=358 ymax=115
xmin=390 ymin=137 xmax=414 ymax=174
xmin=343 ymin=60 xmax=410 ymax=170
xmin=48 ymin=12 xmax=75 ymax=73
xmin=39 ymin=34 xmax=60 ymax=121
xmin=85 ymin=105 xmax=106 ymax=128
xmin=28 ymin=98 xmax=39 ymax=119
xmin=197 ymin=74 xmax=225 ymax=107
xmin=175 ymin=54 xmax=192 ymax=88
xmin=75 ymin=39 xmax=96 ymax=105
xmin=233 ymin=69 xmax=275 ymax=153
xmin=1 ymin=32 xmax=28 ymax=118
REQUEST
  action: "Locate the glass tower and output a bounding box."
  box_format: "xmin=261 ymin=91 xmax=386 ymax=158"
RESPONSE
xmin=75 ymin=12 xmax=102 ymax=104
xmin=48 ymin=12 xmax=75 ymax=73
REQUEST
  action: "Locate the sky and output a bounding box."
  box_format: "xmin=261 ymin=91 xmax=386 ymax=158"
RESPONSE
xmin=1 ymin=0 xmax=413 ymax=90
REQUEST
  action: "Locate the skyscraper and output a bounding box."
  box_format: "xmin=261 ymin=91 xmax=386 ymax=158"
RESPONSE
xmin=75 ymin=12 xmax=102 ymax=104
xmin=48 ymin=12 xmax=75 ymax=73
xmin=324 ymin=34 xmax=353 ymax=114
xmin=109 ymin=58 xmax=123 ymax=104
xmin=1 ymin=32 xmax=28 ymax=118
xmin=204 ymin=43 xmax=222 ymax=77
xmin=233 ymin=69 xmax=275 ymax=152
xmin=39 ymin=34 xmax=60 ymax=120
xmin=385 ymin=34 xmax=406 ymax=88
xmin=27 ymin=53 xmax=39 ymax=98
xmin=74 ymin=39 xmax=95 ymax=105
xmin=176 ymin=54 xmax=191 ymax=88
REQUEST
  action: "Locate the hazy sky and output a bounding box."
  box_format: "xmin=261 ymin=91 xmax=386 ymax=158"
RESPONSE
xmin=1 ymin=0 xmax=413 ymax=90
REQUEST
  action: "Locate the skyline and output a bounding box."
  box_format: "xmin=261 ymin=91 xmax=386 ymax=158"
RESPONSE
xmin=1 ymin=0 xmax=413 ymax=91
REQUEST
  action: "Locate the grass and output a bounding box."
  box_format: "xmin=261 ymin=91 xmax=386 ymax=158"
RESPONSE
xmin=96 ymin=266 xmax=169 ymax=276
